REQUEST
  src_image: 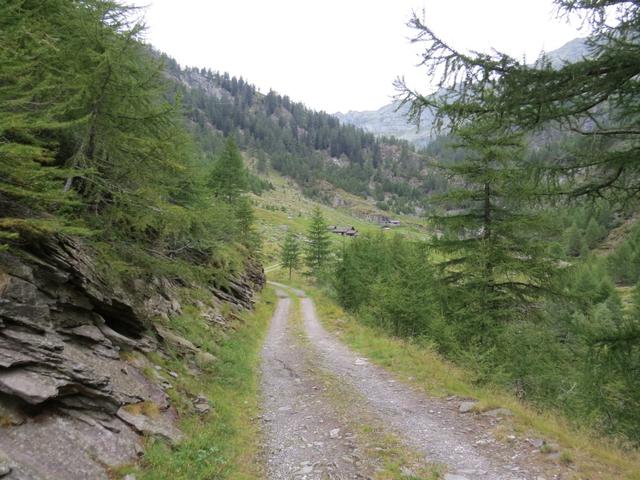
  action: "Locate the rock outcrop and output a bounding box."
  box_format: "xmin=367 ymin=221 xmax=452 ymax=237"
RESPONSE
xmin=0 ymin=234 xmax=264 ymax=479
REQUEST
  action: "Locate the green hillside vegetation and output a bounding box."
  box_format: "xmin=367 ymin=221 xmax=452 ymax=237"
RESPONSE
xmin=251 ymin=169 xmax=429 ymax=265
xmin=0 ymin=2 xmax=275 ymax=478
xmin=129 ymin=287 xmax=277 ymax=480
xmin=0 ymin=0 xmax=258 ymax=289
xmin=163 ymin=57 xmax=448 ymax=215
xmin=320 ymin=0 xmax=640 ymax=445
xmin=5 ymin=0 xmax=640 ymax=476
xmin=269 ymin=272 xmax=640 ymax=479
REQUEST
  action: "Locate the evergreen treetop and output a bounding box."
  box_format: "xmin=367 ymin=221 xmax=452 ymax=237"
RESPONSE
xmin=305 ymin=207 xmax=331 ymax=271
xmin=429 ymin=119 xmax=559 ymax=335
xmin=396 ymin=0 xmax=640 ymax=199
xmin=208 ymin=137 xmax=248 ymax=202
xmin=281 ymin=232 xmax=300 ymax=280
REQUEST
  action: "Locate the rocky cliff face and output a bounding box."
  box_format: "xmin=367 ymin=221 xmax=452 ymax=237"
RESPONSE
xmin=0 ymin=235 xmax=264 ymax=479
xmin=334 ymin=101 xmax=434 ymax=147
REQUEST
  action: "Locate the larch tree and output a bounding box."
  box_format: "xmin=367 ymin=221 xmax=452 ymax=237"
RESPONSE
xmin=208 ymin=137 xmax=249 ymax=202
xmin=395 ymin=0 xmax=640 ymax=428
xmin=235 ymin=196 xmax=256 ymax=247
xmin=0 ymin=0 xmax=255 ymax=265
xmin=396 ymin=0 xmax=640 ymax=200
xmin=305 ymin=207 xmax=331 ymax=271
xmin=0 ymin=0 xmax=187 ymax=248
xmin=280 ymin=232 xmax=300 ymax=280
xmin=428 ymin=119 xmax=559 ymax=344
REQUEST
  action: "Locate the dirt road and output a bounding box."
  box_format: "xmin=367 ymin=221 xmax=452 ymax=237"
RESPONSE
xmin=261 ymin=284 xmax=564 ymax=480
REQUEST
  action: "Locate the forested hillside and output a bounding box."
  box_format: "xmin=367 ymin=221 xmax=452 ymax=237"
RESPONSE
xmin=335 ymin=101 xmax=436 ymax=147
xmin=3 ymin=0 xmax=640 ymax=478
xmin=162 ymin=58 xmax=446 ymax=214
xmin=0 ymin=1 xmax=257 ymax=282
xmin=326 ymin=0 xmax=640 ymax=445
xmin=0 ymin=2 xmax=266 ymax=478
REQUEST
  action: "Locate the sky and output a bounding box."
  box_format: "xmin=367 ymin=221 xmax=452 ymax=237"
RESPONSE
xmin=128 ymin=0 xmax=587 ymax=113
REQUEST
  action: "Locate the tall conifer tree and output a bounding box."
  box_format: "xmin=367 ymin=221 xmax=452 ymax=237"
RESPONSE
xmin=208 ymin=138 xmax=248 ymax=202
xmin=281 ymin=232 xmax=300 ymax=280
xmin=429 ymin=119 xmax=558 ymax=342
xmin=397 ymin=0 xmax=640 ymax=199
xmin=305 ymin=207 xmax=331 ymax=271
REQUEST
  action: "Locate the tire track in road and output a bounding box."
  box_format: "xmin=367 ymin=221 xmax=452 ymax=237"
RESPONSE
xmin=286 ymin=284 xmax=562 ymax=480
xmin=260 ymin=289 xmax=372 ymax=479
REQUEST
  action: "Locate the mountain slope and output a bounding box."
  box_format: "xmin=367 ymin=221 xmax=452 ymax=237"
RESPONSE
xmin=162 ymin=57 xmax=442 ymax=214
xmin=335 ymin=101 xmax=434 ymax=146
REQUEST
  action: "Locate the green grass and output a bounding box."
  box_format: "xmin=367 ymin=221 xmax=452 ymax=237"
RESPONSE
xmin=271 ymin=274 xmax=640 ymax=480
xmin=120 ymin=287 xmax=277 ymax=480
xmin=253 ymin=170 xmax=429 ymax=265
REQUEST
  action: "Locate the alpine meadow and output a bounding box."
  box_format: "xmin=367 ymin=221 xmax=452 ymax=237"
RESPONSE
xmin=1 ymin=1 xmax=640 ymax=479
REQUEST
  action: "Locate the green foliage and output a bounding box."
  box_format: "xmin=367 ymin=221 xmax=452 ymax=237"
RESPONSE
xmin=234 ymin=197 xmax=258 ymax=247
xmin=334 ymin=234 xmax=446 ymax=341
xmin=247 ymin=172 xmax=273 ymax=195
xmin=208 ymin=138 xmax=248 ymax=202
xmin=607 ymin=223 xmax=640 ymax=285
xmin=136 ymin=289 xmax=276 ymax=480
xmin=280 ymin=232 xmax=300 ymax=280
xmin=584 ymin=217 xmax=606 ymax=249
xmin=164 ymin=58 xmax=431 ymax=213
xmin=304 ymin=207 xmax=331 ymax=271
xmin=331 ymin=228 xmax=640 ymax=442
xmin=429 ymin=120 xmax=559 ymax=344
xmin=565 ymin=223 xmax=586 ymax=257
xmin=385 ymin=0 xmax=640 ymax=443
xmin=0 ymin=0 xmax=90 ymax=244
xmin=0 ymin=0 xmax=259 ymax=284
xmin=398 ymin=1 xmax=640 ymax=200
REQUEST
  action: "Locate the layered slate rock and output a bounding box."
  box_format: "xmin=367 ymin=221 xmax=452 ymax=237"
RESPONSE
xmin=0 ymin=234 xmax=264 ymax=479
xmin=0 ymin=236 xmax=160 ymax=411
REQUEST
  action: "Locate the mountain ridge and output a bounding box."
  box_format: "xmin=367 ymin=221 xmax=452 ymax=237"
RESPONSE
xmin=334 ymin=37 xmax=589 ymax=146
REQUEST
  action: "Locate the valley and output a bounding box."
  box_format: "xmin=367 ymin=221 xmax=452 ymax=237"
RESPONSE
xmin=2 ymin=1 xmax=640 ymax=479
xmin=251 ymin=170 xmax=429 ymax=265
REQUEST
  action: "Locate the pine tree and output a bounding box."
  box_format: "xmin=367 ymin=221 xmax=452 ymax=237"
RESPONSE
xmin=0 ymin=0 xmax=89 ymax=244
xmin=0 ymin=0 xmax=259 ymax=273
xmin=566 ymin=223 xmax=585 ymax=257
xmin=0 ymin=0 xmax=188 ymax=248
xmin=580 ymin=282 xmax=640 ymax=439
xmin=208 ymin=138 xmax=248 ymax=202
xmin=235 ymin=197 xmax=255 ymax=246
xmin=608 ymin=240 xmax=639 ymax=285
xmin=429 ymin=119 xmax=558 ymax=343
xmin=585 ymin=217 xmax=605 ymax=249
xmin=397 ymin=1 xmax=640 ymax=199
xmin=280 ymin=232 xmax=300 ymax=280
xmin=305 ymin=207 xmax=331 ymax=271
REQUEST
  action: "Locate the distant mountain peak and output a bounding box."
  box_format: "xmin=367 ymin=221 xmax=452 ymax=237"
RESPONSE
xmin=335 ymin=37 xmax=589 ymax=146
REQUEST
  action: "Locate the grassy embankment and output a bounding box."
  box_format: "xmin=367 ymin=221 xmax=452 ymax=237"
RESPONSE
xmin=117 ymin=287 xmax=277 ymax=480
xmin=269 ymin=270 xmax=640 ymax=480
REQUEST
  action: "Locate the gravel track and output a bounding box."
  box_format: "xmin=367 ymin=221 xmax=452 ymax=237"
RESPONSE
xmin=260 ymin=290 xmax=373 ymax=479
xmin=262 ymin=284 xmax=564 ymax=480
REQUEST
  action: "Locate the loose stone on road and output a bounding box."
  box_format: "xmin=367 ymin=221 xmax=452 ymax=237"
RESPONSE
xmin=260 ymin=288 xmax=372 ymax=479
xmin=261 ymin=284 xmax=567 ymax=480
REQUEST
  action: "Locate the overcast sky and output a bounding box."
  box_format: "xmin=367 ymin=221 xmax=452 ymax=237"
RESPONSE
xmin=129 ymin=0 xmax=586 ymax=113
